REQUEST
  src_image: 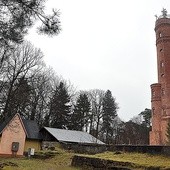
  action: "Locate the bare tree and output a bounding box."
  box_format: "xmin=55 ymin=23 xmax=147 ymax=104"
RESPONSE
xmin=88 ymin=89 xmax=105 ymax=138
xmin=1 ymin=41 xmax=44 ymax=119
xmin=0 ymin=43 xmax=13 ymax=72
xmin=28 ymin=67 xmax=60 ymax=125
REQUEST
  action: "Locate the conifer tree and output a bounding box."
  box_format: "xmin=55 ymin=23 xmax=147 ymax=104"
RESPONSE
xmin=102 ymin=90 xmax=118 ymax=143
xmin=72 ymin=93 xmax=91 ymax=131
xmin=49 ymin=82 xmax=71 ymax=128
xmin=139 ymin=108 xmax=151 ymax=128
xmin=0 ymin=0 xmax=61 ymax=44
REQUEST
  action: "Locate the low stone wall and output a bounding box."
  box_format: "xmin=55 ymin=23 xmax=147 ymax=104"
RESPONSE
xmin=72 ymin=155 xmax=168 ymax=170
xmin=41 ymin=141 xmax=61 ymax=150
xmin=41 ymin=141 xmax=107 ymax=154
xmin=63 ymin=143 xmax=170 ymax=155
xmin=61 ymin=143 xmax=107 ymax=154
xmin=41 ymin=141 xmax=170 ymax=156
xmin=71 ymin=155 xmax=133 ymax=170
xmin=110 ymin=145 xmax=170 ymax=156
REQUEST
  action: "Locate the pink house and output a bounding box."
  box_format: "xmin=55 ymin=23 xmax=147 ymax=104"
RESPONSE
xmin=0 ymin=113 xmax=41 ymax=156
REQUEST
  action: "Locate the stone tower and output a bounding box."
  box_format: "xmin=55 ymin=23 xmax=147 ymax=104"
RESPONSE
xmin=150 ymin=9 xmax=170 ymax=145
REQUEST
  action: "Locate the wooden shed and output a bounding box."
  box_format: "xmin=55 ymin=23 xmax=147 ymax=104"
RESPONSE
xmin=41 ymin=127 xmax=105 ymax=144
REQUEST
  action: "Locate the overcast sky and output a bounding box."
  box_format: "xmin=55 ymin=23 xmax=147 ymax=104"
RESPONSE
xmin=26 ymin=0 xmax=170 ymax=121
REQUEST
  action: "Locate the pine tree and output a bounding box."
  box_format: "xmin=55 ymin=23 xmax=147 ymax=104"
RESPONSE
xmin=0 ymin=0 xmax=61 ymax=44
xmin=49 ymin=82 xmax=71 ymax=128
xmin=72 ymin=93 xmax=91 ymax=131
xmin=139 ymin=108 xmax=151 ymax=128
xmin=102 ymin=90 xmax=118 ymax=144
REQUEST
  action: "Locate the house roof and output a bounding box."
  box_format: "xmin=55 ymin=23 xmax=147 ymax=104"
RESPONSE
xmin=43 ymin=127 xmax=105 ymax=144
xmin=22 ymin=119 xmax=42 ymax=140
xmin=0 ymin=115 xmax=14 ymax=134
xmin=0 ymin=113 xmax=41 ymax=140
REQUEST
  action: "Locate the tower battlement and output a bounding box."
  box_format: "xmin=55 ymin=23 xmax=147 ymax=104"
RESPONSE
xmin=155 ymin=8 xmax=170 ymax=31
xmin=155 ymin=18 xmax=170 ymax=31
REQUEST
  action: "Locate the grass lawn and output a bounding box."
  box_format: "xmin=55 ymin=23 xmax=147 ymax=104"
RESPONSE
xmin=0 ymin=148 xmax=80 ymax=170
xmin=1 ymin=148 xmax=170 ymax=170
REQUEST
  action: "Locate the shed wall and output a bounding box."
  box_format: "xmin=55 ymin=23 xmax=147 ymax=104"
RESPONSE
xmin=24 ymin=140 xmax=41 ymax=151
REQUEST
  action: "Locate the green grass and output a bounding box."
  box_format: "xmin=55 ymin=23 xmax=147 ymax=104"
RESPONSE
xmin=0 ymin=147 xmax=80 ymax=170
xmin=85 ymin=151 xmax=170 ymax=169
xmin=1 ymin=148 xmax=170 ymax=170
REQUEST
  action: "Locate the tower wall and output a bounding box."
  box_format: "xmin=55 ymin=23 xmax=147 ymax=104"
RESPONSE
xmin=150 ymin=83 xmax=162 ymax=145
xmin=155 ymin=17 xmax=170 ymax=117
xmin=150 ymin=10 xmax=170 ymax=145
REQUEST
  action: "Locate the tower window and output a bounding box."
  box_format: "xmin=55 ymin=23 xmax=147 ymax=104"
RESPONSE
xmin=152 ymin=107 xmax=155 ymax=115
xmin=162 ymin=88 xmax=165 ymax=95
xmin=161 ymin=61 xmax=164 ymax=67
xmin=163 ymin=108 xmax=166 ymax=116
xmin=161 ymin=74 xmax=164 ymax=77
xmin=159 ymin=32 xmax=162 ymax=37
xmin=152 ymin=90 xmax=155 ymax=97
xmin=160 ymin=49 xmax=163 ymax=52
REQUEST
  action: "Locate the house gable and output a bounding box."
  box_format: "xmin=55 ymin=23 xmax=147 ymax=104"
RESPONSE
xmin=0 ymin=113 xmax=27 ymax=136
xmin=0 ymin=114 xmax=27 ymax=156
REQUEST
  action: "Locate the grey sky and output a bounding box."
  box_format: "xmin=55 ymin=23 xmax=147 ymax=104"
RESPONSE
xmin=26 ymin=0 xmax=170 ymax=121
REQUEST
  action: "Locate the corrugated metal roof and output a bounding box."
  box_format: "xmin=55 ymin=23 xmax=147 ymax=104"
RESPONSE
xmin=44 ymin=127 xmax=105 ymax=144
